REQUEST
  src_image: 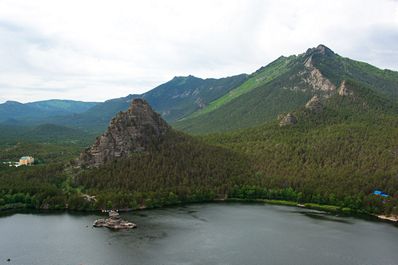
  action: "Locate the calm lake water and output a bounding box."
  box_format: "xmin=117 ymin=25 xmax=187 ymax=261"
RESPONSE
xmin=0 ymin=203 xmax=397 ymax=265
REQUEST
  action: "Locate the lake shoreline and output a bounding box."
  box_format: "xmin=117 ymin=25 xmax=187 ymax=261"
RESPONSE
xmin=1 ymin=198 xmax=397 ymax=225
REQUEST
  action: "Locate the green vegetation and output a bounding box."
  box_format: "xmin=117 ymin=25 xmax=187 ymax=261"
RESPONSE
xmin=0 ymin=45 xmax=397 ymax=220
xmin=4 ymin=74 xmax=247 ymax=134
xmin=0 ymin=164 xmax=69 ymax=210
xmin=0 ymin=123 xmax=95 ymax=164
xmin=0 ymin=99 xmax=97 ymax=124
xmin=183 ymin=56 xmax=297 ymax=120
xmin=145 ymin=74 xmax=247 ymax=122
xmin=174 ymin=47 xmax=398 ymax=134
xmin=200 ymin=83 xmax=398 ymax=216
xmin=74 ymin=130 xmax=253 ymax=210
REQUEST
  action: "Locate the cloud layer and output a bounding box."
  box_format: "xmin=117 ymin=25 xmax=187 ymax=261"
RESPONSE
xmin=0 ymin=0 xmax=397 ymax=103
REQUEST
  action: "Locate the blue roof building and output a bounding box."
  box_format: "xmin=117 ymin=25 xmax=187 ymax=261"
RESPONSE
xmin=373 ymin=190 xmax=389 ymax=198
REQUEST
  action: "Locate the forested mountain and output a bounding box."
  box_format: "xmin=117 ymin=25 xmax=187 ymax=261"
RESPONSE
xmin=1 ymin=45 xmax=397 ymax=217
xmin=174 ymin=45 xmax=398 ymax=134
xmin=0 ymin=99 xmax=98 ymax=124
xmin=45 ymin=74 xmax=247 ymax=133
xmin=203 ymin=78 xmax=398 ymax=201
xmin=74 ymin=99 xmax=252 ymax=209
xmin=71 ymin=80 xmax=398 ymax=214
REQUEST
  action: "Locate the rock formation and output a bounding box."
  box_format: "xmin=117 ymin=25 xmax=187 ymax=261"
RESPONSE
xmin=79 ymin=99 xmax=170 ymax=167
xmin=338 ymin=80 xmax=353 ymax=96
xmin=302 ymin=47 xmax=336 ymax=92
xmin=93 ymin=210 xmax=136 ymax=229
xmin=305 ymin=95 xmax=323 ymax=112
xmin=279 ymin=113 xmax=298 ymax=127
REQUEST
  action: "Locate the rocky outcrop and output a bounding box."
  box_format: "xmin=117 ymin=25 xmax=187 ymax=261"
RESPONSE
xmin=279 ymin=113 xmax=297 ymax=127
xmin=79 ymin=99 xmax=170 ymax=167
xmin=302 ymin=54 xmax=336 ymax=92
xmin=93 ymin=210 xmax=136 ymax=229
xmin=305 ymin=44 xmax=335 ymax=57
xmin=305 ymin=95 xmax=323 ymax=112
xmin=338 ymin=80 xmax=353 ymax=96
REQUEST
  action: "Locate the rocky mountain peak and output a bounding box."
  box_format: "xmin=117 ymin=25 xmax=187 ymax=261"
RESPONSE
xmin=79 ymin=99 xmax=170 ymax=167
xmin=305 ymin=44 xmax=334 ymax=57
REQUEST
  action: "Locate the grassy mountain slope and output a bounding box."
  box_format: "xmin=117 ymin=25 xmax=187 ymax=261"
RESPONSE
xmin=182 ymin=56 xmax=296 ymax=120
xmin=174 ymin=45 xmax=398 ymax=134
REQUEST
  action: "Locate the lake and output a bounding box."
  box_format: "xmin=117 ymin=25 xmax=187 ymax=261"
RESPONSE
xmin=0 ymin=203 xmax=397 ymax=265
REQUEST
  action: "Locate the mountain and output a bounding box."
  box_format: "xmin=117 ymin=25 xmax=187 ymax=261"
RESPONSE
xmin=79 ymin=99 xmax=170 ymax=167
xmin=75 ymin=99 xmax=251 ymax=209
xmin=26 ymin=100 xmax=98 ymax=114
xmin=47 ymin=74 xmax=247 ymax=133
xmin=2 ymin=45 xmax=398 ymax=215
xmin=199 ymin=78 xmax=398 ymax=213
xmin=174 ymin=45 xmax=398 ymax=134
xmin=75 ymin=83 xmax=398 ymax=213
xmin=141 ymin=74 xmax=247 ymax=121
xmin=0 ymin=99 xmax=98 ymax=124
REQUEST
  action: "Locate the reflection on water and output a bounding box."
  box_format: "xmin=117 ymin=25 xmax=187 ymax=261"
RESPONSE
xmin=299 ymin=211 xmax=353 ymax=224
xmin=0 ymin=203 xmax=397 ymax=265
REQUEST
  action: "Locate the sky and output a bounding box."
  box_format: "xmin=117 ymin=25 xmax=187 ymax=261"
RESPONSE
xmin=0 ymin=0 xmax=397 ymax=103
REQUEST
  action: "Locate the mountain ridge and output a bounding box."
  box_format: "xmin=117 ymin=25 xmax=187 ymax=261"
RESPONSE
xmin=174 ymin=44 xmax=398 ymax=133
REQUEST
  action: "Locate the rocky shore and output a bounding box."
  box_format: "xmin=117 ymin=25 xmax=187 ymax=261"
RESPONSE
xmin=93 ymin=210 xmax=137 ymax=229
xmin=377 ymin=214 xmax=398 ymax=223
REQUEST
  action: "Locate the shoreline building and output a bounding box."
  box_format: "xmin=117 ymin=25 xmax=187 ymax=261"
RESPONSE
xmin=19 ymin=156 xmax=34 ymax=166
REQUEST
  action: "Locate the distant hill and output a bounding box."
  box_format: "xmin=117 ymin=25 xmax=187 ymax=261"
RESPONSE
xmin=174 ymin=45 xmax=398 ymax=133
xmin=0 ymin=99 xmax=98 ymax=124
xmin=46 ymin=74 xmax=247 ymax=132
xmin=26 ymin=100 xmax=98 ymax=114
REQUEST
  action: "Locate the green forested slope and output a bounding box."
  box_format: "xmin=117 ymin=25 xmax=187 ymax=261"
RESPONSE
xmin=1 ymin=45 xmax=397 ymax=216
xmin=74 ymin=130 xmax=253 ymax=209
xmin=174 ymin=45 xmax=398 ymax=134
xmin=201 ymin=80 xmax=398 ymax=213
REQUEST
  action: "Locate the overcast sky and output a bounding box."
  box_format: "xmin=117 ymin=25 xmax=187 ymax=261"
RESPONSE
xmin=0 ymin=0 xmax=397 ymax=103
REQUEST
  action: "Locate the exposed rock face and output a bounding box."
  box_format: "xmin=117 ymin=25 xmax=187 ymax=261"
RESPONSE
xmin=80 ymin=99 xmax=170 ymax=167
xmin=305 ymin=44 xmax=335 ymax=57
xmin=93 ymin=210 xmax=136 ymax=229
xmin=281 ymin=45 xmax=337 ymax=95
xmin=305 ymin=95 xmax=323 ymax=112
xmin=279 ymin=113 xmax=298 ymax=127
xmin=302 ymin=49 xmax=336 ymax=92
xmin=338 ymin=80 xmax=353 ymax=96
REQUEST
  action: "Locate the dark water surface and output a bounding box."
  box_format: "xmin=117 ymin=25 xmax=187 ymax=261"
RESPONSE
xmin=0 ymin=203 xmax=397 ymax=265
